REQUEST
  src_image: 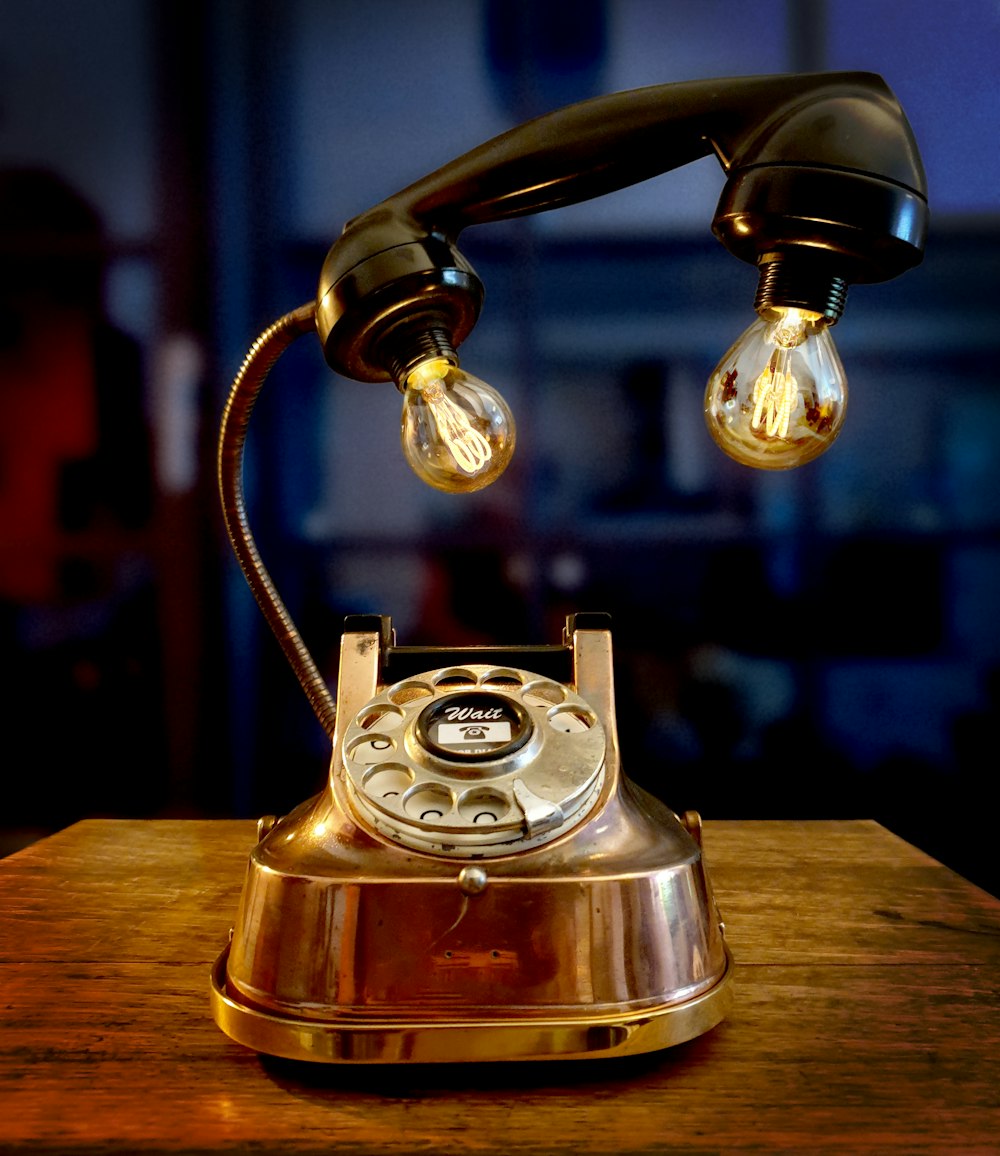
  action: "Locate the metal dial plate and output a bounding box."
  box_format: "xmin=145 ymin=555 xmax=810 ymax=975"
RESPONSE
xmin=342 ymin=665 xmax=606 ymax=856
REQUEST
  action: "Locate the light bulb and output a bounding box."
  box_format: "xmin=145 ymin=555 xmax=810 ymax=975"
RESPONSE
xmin=704 ymin=307 xmax=847 ymax=469
xmin=400 ymin=358 xmax=516 ymax=492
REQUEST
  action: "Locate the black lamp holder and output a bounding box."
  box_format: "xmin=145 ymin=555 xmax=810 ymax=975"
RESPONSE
xmin=316 ymin=71 xmax=927 ymax=383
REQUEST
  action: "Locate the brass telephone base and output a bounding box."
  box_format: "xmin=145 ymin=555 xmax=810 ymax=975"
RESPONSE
xmin=212 ymin=617 xmax=734 ymax=1065
xmin=210 ymin=943 xmax=733 ymax=1064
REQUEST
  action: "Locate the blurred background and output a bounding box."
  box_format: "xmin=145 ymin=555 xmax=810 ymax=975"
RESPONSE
xmin=1 ymin=0 xmax=997 ymax=894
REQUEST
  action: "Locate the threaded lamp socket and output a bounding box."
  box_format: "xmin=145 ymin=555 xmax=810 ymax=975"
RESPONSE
xmin=380 ymin=323 xmax=459 ymax=390
xmin=754 ymin=255 xmax=849 ymax=324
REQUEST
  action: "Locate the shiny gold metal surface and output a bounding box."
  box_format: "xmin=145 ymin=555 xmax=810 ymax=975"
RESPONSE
xmin=212 ymin=620 xmax=733 ymax=1063
xmin=210 ymin=943 xmax=734 ymax=1063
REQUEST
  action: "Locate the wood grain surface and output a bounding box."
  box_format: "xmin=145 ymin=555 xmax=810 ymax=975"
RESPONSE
xmin=1 ymin=819 xmax=997 ymax=1154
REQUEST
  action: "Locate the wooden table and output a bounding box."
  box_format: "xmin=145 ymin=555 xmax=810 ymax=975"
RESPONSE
xmin=1 ymin=819 xmax=997 ymax=1154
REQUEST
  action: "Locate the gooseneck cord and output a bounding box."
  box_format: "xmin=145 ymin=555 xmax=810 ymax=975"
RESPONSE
xmin=217 ymin=301 xmax=339 ymax=738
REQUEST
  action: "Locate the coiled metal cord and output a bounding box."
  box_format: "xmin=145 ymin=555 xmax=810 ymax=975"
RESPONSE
xmin=217 ymin=302 xmax=338 ymax=739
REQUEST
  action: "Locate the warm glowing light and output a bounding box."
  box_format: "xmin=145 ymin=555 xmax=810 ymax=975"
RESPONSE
xmin=704 ymin=307 xmax=847 ymax=469
xmin=400 ymin=358 xmax=515 ymax=492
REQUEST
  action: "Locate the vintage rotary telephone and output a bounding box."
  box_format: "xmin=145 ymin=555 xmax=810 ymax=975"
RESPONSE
xmin=210 ymin=73 xmax=927 ymax=1062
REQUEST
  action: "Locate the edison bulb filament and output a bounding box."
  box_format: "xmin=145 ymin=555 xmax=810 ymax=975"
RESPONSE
xmin=752 ymin=354 xmax=797 ymax=439
xmin=400 ymin=357 xmax=515 ymax=493
xmin=704 ymin=306 xmax=847 ymax=470
xmin=411 ymin=371 xmax=492 ymax=475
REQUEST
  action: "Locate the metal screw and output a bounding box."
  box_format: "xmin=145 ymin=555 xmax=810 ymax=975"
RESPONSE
xmin=457 ymin=866 xmax=488 ymax=895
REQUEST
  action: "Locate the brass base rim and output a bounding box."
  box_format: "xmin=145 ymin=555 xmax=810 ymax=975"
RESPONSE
xmin=210 ymin=943 xmax=734 ymax=1064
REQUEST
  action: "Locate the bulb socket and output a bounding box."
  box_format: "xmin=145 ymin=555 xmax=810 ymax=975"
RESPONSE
xmin=378 ymin=321 xmax=459 ymax=390
xmin=317 ymin=233 xmax=483 ymax=383
xmin=754 ymin=255 xmax=848 ymax=324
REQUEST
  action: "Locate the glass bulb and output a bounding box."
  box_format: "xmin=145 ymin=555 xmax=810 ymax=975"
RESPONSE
xmin=400 ymin=358 xmax=516 ymax=492
xmin=704 ymin=307 xmax=847 ymax=470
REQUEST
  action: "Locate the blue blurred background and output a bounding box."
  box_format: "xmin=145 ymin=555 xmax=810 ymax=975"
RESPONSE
xmin=1 ymin=0 xmax=997 ymax=893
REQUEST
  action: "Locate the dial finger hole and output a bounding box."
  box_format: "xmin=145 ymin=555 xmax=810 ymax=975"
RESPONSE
xmin=547 ymin=706 xmax=597 ymax=734
xmin=432 ymin=668 xmax=478 ymax=689
xmin=522 ymin=681 xmax=566 ymax=708
xmin=363 ymin=765 xmax=414 ymax=798
xmin=457 ymin=790 xmax=510 ymax=825
xmin=355 ymin=704 xmax=404 ymax=731
xmin=348 ymin=735 xmax=397 ymax=763
xmin=403 ymin=784 xmax=455 ymax=822
xmin=388 ymin=681 xmax=434 ymax=706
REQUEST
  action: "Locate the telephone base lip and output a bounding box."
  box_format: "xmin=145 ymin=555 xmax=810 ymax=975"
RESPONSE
xmin=209 ymin=943 xmax=734 ymax=1064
